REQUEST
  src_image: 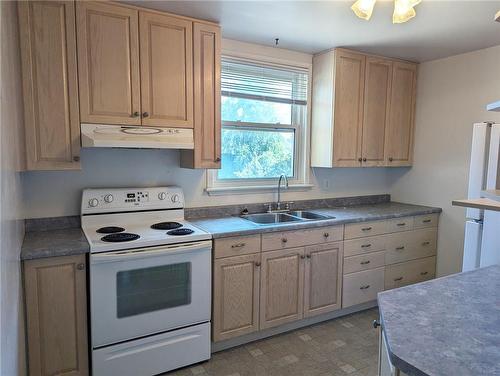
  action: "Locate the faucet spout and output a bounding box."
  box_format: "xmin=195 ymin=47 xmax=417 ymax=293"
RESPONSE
xmin=277 ymin=174 xmax=289 ymax=211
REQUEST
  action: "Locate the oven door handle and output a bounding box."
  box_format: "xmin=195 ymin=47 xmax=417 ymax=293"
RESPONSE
xmin=91 ymin=240 xmax=212 ymax=264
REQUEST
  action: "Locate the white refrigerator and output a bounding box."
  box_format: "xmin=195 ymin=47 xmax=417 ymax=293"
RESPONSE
xmin=462 ymin=122 xmax=500 ymax=271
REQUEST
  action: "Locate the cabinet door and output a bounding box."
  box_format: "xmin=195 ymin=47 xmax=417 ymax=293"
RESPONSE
xmin=333 ymin=50 xmax=365 ymax=167
xmin=385 ymin=62 xmax=417 ymax=166
xmin=139 ymin=12 xmax=193 ymax=128
xmin=304 ymin=242 xmax=343 ymax=317
xmin=213 ymin=254 xmax=260 ymax=342
xmin=19 ymin=1 xmax=80 ymax=170
xmin=362 ymin=58 xmax=392 ymax=167
xmin=24 ymin=255 xmax=88 ymax=376
xmin=76 ymin=2 xmax=141 ymax=125
xmin=260 ymin=248 xmax=305 ymax=329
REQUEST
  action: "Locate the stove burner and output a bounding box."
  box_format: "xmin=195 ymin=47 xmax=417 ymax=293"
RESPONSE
xmin=167 ymin=228 xmax=194 ymax=236
xmin=151 ymin=222 xmax=183 ymax=230
xmin=96 ymin=226 xmax=125 ymax=234
xmin=101 ymin=233 xmax=140 ymax=242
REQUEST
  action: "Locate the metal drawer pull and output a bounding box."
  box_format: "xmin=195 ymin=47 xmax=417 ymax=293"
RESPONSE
xmin=231 ymin=243 xmax=246 ymax=248
xmin=422 ymin=219 xmax=432 ymax=223
xmin=361 ymin=244 xmax=372 ymax=248
xmin=255 ymin=262 xmax=261 ymax=267
xmin=77 ymin=263 xmax=85 ymax=270
xmin=306 ymin=254 xmax=311 ymax=259
xmin=361 ymin=227 xmax=372 ymax=231
xmin=422 ymin=241 xmax=430 ymax=246
xmin=300 ymin=255 xmax=306 ymax=259
xmin=281 ymin=238 xmax=288 ymax=243
xmin=420 ymin=271 xmax=428 ymax=276
xmin=360 ymin=285 xmax=370 ymax=290
xmin=396 ymin=246 xmax=405 ymax=250
xmin=324 ymin=232 xmax=330 ymax=238
xmin=360 ymin=260 xmax=371 ymax=265
xmin=394 ymin=277 xmax=403 ymax=281
xmin=397 ymin=223 xmax=406 ymax=227
xmin=373 ymin=320 xmax=380 ymax=328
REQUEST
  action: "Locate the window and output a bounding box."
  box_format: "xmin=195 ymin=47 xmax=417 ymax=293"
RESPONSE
xmin=207 ymin=57 xmax=311 ymax=193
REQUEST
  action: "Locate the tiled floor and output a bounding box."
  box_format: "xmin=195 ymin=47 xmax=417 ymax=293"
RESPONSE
xmin=167 ymin=308 xmax=380 ymax=376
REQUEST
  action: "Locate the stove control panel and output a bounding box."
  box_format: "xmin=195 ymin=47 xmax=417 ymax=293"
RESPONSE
xmin=81 ymin=187 xmax=184 ymax=214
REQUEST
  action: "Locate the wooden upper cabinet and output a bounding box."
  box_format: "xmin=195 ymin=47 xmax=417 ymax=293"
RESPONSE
xmin=312 ymin=48 xmax=417 ymax=168
xmin=212 ymin=254 xmax=260 ymax=342
xmin=332 ymin=50 xmax=365 ymax=167
xmin=385 ymin=62 xmax=417 ymax=166
xmin=24 ymin=255 xmax=88 ymax=376
xmin=19 ymin=1 xmax=81 ymax=170
xmin=76 ymin=2 xmax=141 ymax=125
xmin=304 ymin=242 xmax=343 ymax=318
xmin=139 ymin=11 xmax=193 ymax=128
xmin=362 ymin=58 xmax=392 ymax=167
xmin=180 ymin=22 xmax=221 ymax=168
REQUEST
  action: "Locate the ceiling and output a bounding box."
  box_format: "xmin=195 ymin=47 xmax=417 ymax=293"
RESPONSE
xmin=127 ymin=1 xmax=500 ymax=62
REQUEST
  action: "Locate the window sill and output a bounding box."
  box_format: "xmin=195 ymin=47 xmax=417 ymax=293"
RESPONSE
xmin=205 ymin=183 xmax=314 ymax=196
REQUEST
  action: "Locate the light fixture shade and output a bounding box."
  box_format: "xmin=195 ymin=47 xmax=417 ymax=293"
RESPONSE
xmin=393 ymin=0 xmax=422 ymax=23
xmin=351 ymin=0 xmax=377 ymax=21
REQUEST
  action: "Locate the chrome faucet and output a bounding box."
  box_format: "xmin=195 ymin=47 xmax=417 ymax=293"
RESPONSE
xmin=276 ymin=174 xmax=289 ymax=211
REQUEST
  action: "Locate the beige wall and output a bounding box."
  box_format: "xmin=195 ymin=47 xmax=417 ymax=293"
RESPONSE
xmin=389 ymin=45 xmax=500 ymax=277
xmin=0 ymin=1 xmax=27 ymax=375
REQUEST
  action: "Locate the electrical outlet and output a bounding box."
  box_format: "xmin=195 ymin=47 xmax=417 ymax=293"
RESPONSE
xmin=323 ymin=179 xmax=329 ymax=189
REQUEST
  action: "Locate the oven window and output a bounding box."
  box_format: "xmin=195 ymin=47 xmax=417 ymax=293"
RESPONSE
xmin=116 ymin=262 xmax=191 ymax=318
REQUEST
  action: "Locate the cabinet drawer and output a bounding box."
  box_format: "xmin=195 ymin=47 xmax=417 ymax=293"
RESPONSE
xmin=413 ymin=214 xmax=439 ymax=229
xmin=343 ymin=251 xmax=385 ymax=274
xmin=386 ymin=217 xmax=414 ymax=233
xmin=261 ymin=226 xmax=342 ymax=251
xmin=384 ymin=256 xmax=436 ymax=290
xmin=343 ymin=235 xmax=387 ymax=257
xmin=214 ymin=235 xmax=261 ymax=259
xmin=384 ymin=229 xmax=437 ymax=265
xmin=342 ymin=267 xmax=384 ymax=308
xmin=344 ymin=220 xmax=387 ymax=239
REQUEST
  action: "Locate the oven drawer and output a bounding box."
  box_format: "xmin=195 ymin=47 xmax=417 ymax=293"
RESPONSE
xmin=93 ymin=322 xmax=210 ymax=376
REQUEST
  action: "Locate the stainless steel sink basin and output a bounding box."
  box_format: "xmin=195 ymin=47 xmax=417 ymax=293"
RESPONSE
xmin=241 ymin=210 xmax=335 ymax=225
xmin=241 ymin=213 xmax=303 ymax=224
xmin=287 ymin=211 xmax=335 ymax=220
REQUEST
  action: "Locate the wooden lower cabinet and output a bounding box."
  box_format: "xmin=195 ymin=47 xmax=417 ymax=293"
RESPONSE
xmin=24 ymin=254 xmax=88 ymax=376
xmin=304 ymin=242 xmax=343 ymax=317
xmin=260 ymin=248 xmax=305 ymax=329
xmin=212 ymin=253 xmax=260 ymax=341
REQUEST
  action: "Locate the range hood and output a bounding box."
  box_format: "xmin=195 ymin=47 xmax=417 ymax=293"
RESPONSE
xmin=81 ymin=123 xmax=194 ymax=149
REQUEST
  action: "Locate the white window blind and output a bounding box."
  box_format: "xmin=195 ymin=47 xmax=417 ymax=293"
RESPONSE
xmin=221 ymin=58 xmax=308 ymax=106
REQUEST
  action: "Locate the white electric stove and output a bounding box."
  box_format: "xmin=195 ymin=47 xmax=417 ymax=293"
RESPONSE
xmin=81 ymin=187 xmax=212 ymax=376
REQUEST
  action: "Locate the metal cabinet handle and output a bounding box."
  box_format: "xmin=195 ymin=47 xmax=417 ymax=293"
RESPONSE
xmin=422 ymin=241 xmax=430 ymax=246
xmin=397 ymin=223 xmax=406 ymax=227
xmin=373 ymin=320 xmax=381 ymax=328
xmin=324 ymin=232 xmax=330 ymax=238
xmin=306 ymin=254 xmax=311 ymax=259
xmin=422 ymin=219 xmax=432 ymax=223
xmin=231 ymin=243 xmax=246 ymax=249
xmin=77 ymin=263 xmax=85 ymax=271
xmin=420 ymin=271 xmax=428 ymax=276
xmin=360 ymin=285 xmax=370 ymax=290
xmin=362 ymin=157 xmax=367 ymax=162
xmin=142 ymin=112 xmax=149 ymax=118
xmin=132 ymin=111 xmax=140 ymax=117
xmin=300 ymin=255 xmax=306 ymax=259
xmin=281 ymin=238 xmax=288 ymax=243
xmin=388 ymin=157 xmax=393 ymax=162
xmin=255 ymin=262 xmax=261 ymax=267
xmin=360 ymin=260 xmax=370 ymax=265
xmin=395 ymin=246 xmax=405 ymax=251
xmin=394 ymin=277 xmax=403 ymax=281
xmin=361 ymin=244 xmax=372 ymax=248
xmin=362 ymin=227 xmax=372 ymax=231
xmin=215 ymin=157 xmax=221 ymax=162
xmin=358 ymin=157 xmax=362 ymax=162
xmin=73 ymin=156 xmax=80 ymax=162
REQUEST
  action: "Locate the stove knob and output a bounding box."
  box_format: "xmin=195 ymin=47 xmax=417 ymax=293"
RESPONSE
xmin=158 ymin=192 xmax=167 ymax=200
xmin=104 ymin=194 xmax=113 ymax=203
xmin=89 ymin=198 xmax=99 ymax=207
xmin=171 ymin=194 xmax=180 ymax=203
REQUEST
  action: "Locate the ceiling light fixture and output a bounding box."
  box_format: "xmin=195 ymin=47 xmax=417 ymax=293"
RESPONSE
xmin=351 ymin=0 xmax=422 ymax=24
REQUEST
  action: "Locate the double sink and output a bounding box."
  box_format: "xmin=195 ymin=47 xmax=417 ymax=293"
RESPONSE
xmin=241 ymin=210 xmax=335 ymax=225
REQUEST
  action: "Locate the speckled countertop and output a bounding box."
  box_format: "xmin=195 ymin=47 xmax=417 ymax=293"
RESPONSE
xmin=378 ymin=265 xmax=500 ymax=376
xmin=21 ymin=228 xmax=89 ymax=260
xmin=191 ymin=202 xmax=442 ymax=239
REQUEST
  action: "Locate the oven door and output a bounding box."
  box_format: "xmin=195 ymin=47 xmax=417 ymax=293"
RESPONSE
xmin=90 ymin=240 xmax=211 ymax=348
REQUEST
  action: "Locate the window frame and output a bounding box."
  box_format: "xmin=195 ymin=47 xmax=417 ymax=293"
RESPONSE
xmin=206 ymin=55 xmax=312 ymax=195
